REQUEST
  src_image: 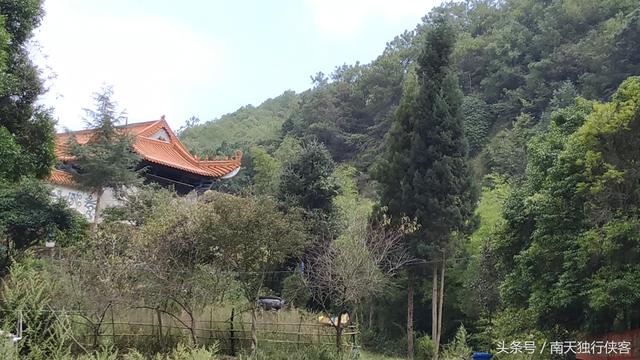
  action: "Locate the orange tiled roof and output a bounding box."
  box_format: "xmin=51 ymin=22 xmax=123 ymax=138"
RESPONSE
xmin=51 ymin=118 xmax=241 ymax=185
xmin=50 ymin=169 xmax=75 ymax=187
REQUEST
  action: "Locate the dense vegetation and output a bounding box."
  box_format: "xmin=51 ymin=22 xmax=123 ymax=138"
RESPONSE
xmin=0 ymin=0 xmax=56 ymax=179
xmin=0 ymin=0 xmax=87 ymax=274
xmin=179 ymin=0 xmax=640 ymax=358
xmin=1 ymin=0 xmax=640 ymax=359
xmin=182 ymin=0 xmax=640 ymax=175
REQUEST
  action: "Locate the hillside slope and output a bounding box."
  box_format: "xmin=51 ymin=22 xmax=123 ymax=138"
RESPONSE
xmin=180 ymin=90 xmax=299 ymax=155
xmin=181 ymin=0 xmax=640 ymax=176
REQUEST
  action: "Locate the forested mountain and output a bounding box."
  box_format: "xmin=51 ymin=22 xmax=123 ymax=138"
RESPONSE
xmin=180 ymin=90 xmax=300 ymax=155
xmin=1 ymin=0 xmax=639 ymax=358
xmin=181 ymin=0 xmax=640 ymax=176
xmin=179 ymin=0 xmax=640 ymax=353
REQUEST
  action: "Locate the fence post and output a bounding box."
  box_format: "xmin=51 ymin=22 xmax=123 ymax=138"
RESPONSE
xmin=156 ymin=308 xmax=164 ymax=352
xmin=297 ymin=314 xmax=302 ymax=350
xmin=229 ymin=307 xmax=236 ymax=356
xmin=209 ymin=307 xmax=214 ymax=343
xmin=110 ymin=307 xmax=115 ymax=342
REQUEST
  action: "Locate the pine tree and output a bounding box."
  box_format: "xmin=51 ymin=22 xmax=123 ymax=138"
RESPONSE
xmin=68 ymin=86 xmax=141 ymax=228
xmin=376 ymin=16 xmax=477 ymax=360
xmin=277 ymin=140 xmax=340 ymax=243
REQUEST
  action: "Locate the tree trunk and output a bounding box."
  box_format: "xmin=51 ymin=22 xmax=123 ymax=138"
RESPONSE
xmin=91 ymin=188 xmax=103 ymax=232
xmin=188 ymin=310 xmax=197 ymax=345
xmin=92 ymin=322 xmax=100 ymax=349
xmin=432 ymin=265 xmax=438 ymax=360
xmin=251 ymin=306 xmax=258 ymax=355
xmin=156 ymin=307 xmax=164 ymax=352
xmin=336 ymin=311 xmax=343 ymax=353
xmin=407 ymin=271 xmax=415 ymax=359
xmin=436 ymin=255 xmax=445 ymax=355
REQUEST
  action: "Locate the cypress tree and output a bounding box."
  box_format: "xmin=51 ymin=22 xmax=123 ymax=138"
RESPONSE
xmin=68 ymin=86 xmax=141 ymax=228
xmin=376 ymin=16 xmax=477 ymax=359
xmin=278 ymin=140 xmax=339 ymax=240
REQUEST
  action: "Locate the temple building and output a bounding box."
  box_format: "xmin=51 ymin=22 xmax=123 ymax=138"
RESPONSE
xmin=49 ymin=118 xmax=241 ymax=221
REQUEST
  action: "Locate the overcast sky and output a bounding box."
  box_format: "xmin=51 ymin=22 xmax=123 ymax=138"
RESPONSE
xmin=33 ymin=0 xmax=441 ymax=132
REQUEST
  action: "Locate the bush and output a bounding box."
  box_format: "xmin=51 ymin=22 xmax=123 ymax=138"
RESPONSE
xmin=239 ymin=344 xmax=339 ymax=360
xmin=74 ymin=345 xmax=119 ymax=360
xmin=0 ymin=337 xmax=19 ymax=359
xmin=70 ymin=343 xmax=220 ymax=360
xmin=0 ymin=258 xmax=73 ymax=359
xmin=360 ymin=328 xmax=407 ymax=357
xmin=167 ymin=343 xmax=220 ymax=360
xmin=0 ymin=178 xmax=89 ymax=259
xmin=281 ymin=272 xmax=311 ymax=308
xmin=415 ymin=334 xmax=434 ymax=360
xmin=441 ymin=325 xmax=472 ymax=360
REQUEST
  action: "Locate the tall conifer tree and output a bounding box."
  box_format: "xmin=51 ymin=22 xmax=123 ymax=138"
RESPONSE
xmin=68 ymin=86 xmax=141 ymax=228
xmin=376 ymin=16 xmax=477 ymax=359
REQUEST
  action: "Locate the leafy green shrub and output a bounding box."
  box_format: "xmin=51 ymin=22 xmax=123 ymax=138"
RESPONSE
xmin=441 ymin=325 xmax=472 ymax=360
xmin=75 ymin=345 xmax=119 ymax=360
xmin=415 ymin=334 xmax=434 ymax=360
xmin=121 ymin=349 xmax=146 ymax=360
xmin=0 ymin=258 xmax=73 ymax=359
xmin=166 ymin=343 xmax=220 ymax=360
xmin=360 ymin=328 xmax=407 ymax=357
xmin=0 ymin=337 xmax=19 ymax=360
xmin=0 ymin=179 xmax=89 ymax=257
xmin=239 ymin=344 xmax=339 ymax=360
xmin=281 ymin=272 xmax=311 ymax=308
xmin=71 ymin=343 xmax=220 ymax=360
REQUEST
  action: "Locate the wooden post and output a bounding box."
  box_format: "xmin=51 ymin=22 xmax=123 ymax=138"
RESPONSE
xmin=432 ymin=265 xmax=438 ymax=360
xmin=229 ymin=307 xmax=236 ymax=356
xmin=156 ymin=307 xmax=164 ymax=352
xmin=407 ymin=271 xmax=415 ymax=359
xmin=110 ymin=307 xmax=115 ymax=341
xmin=151 ymin=309 xmax=155 ymax=337
xmin=437 ymin=255 xmax=445 ymax=356
xmin=296 ymin=314 xmax=302 ymax=350
xmin=209 ymin=307 xmax=213 ymax=343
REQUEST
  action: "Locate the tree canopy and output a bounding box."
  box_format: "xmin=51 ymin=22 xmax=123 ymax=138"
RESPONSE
xmin=0 ymin=0 xmax=56 ymax=180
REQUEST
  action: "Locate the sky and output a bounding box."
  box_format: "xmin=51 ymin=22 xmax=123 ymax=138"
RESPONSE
xmin=33 ymin=0 xmax=442 ymax=132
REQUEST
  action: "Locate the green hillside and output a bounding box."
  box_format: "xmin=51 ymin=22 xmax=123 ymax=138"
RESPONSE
xmin=180 ymin=0 xmax=640 ymax=177
xmin=180 ymin=90 xmax=299 ymax=155
xmin=177 ymin=0 xmax=640 ymax=349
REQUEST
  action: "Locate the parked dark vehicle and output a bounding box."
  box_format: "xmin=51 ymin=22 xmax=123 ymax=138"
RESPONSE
xmin=258 ymin=296 xmax=285 ymax=311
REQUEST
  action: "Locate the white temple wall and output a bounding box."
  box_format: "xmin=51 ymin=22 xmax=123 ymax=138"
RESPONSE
xmin=51 ymin=185 xmax=120 ymax=222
